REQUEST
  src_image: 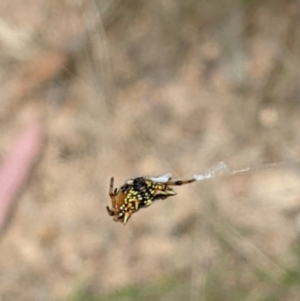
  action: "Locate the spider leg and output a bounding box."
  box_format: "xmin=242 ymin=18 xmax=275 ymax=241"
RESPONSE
xmin=109 ymin=177 xmax=114 ymax=197
xmin=152 ymin=178 xmax=195 ymax=200
xmin=154 ymin=189 xmax=176 ymax=196
xmin=153 ymin=189 xmax=176 ymax=200
xmin=164 ymin=178 xmax=196 ymax=186
xmin=106 ymin=206 xmax=114 ymax=216
xmin=107 ymin=177 xmax=117 ymax=216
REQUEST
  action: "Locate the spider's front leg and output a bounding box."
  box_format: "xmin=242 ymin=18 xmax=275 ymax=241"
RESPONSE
xmin=109 ymin=177 xmax=115 ymax=197
xmin=106 ymin=177 xmax=116 ymax=216
xmin=152 ymin=177 xmax=196 ymax=201
xmin=156 ymin=178 xmax=196 ymax=199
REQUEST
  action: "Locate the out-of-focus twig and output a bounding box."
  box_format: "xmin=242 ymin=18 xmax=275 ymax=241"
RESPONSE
xmin=0 ymin=119 xmax=44 ymax=231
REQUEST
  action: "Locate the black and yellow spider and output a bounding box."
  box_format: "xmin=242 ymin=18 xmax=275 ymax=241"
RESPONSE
xmin=106 ymin=174 xmax=196 ymax=224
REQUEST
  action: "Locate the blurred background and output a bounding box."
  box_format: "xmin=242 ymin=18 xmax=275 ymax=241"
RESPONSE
xmin=1 ymin=0 xmax=300 ymax=300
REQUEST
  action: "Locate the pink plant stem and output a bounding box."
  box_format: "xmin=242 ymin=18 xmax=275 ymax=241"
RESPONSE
xmin=0 ymin=119 xmax=43 ymax=230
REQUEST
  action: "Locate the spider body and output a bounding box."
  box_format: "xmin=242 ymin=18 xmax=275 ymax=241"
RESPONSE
xmin=106 ymin=175 xmax=196 ymax=224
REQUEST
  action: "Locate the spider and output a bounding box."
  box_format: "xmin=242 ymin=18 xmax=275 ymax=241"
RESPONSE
xmin=106 ymin=174 xmax=197 ymax=224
